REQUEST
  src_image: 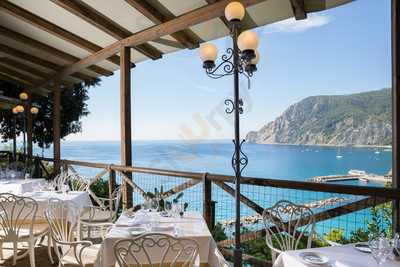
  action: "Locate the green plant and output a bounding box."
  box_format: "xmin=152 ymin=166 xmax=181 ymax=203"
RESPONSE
xmin=145 ymin=187 xmax=188 ymax=212
xmin=324 ymin=228 xmax=349 ymax=244
xmin=212 ymin=223 xmax=228 ymax=242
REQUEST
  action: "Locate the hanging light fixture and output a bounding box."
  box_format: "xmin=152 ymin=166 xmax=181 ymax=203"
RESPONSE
xmin=30 ymin=106 xmax=39 ymax=115
xmin=198 ymin=2 xmax=262 ymax=266
xmin=15 ymin=105 xmax=24 ymax=113
xmin=19 ymin=92 xmax=28 ymax=101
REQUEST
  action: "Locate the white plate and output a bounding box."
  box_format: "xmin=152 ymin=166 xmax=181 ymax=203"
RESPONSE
xmin=129 ymin=227 xmax=147 ymax=236
xmin=353 ymin=243 xmax=371 ymax=253
xmin=299 ymin=252 xmax=329 ymax=265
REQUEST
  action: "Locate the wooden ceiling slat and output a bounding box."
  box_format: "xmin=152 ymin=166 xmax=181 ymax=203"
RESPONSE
xmin=35 ymin=0 xmax=266 ymax=90
xmin=0 ymin=1 xmax=123 ymax=66
xmin=0 ymin=64 xmax=41 ymax=85
xmin=0 ymin=43 xmax=93 ymax=82
xmin=50 ymin=0 xmax=163 ymax=60
xmin=125 ymin=0 xmax=201 ymax=49
xmin=205 ymin=0 xmax=230 ymax=29
xmin=0 ymin=57 xmax=49 ymax=78
xmin=289 ymin=0 xmax=307 ymax=20
xmin=0 ymin=25 xmax=113 ymax=77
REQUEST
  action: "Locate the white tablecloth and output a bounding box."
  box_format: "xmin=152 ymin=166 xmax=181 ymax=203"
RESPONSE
xmin=96 ymin=211 xmax=216 ymax=267
xmin=0 ymin=179 xmax=45 ymax=194
xmin=274 ymin=244 xmax=400 ymax=267
xmin=22 ymin=191 xmax=92 ymax=218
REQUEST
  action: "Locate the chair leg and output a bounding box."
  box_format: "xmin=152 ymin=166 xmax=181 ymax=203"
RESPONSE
xmin=12 ymin=241 xmax=17 ymax=266
xmin=47 ymin=233 xmax=54 ymax=264
xmin=29 ymin=240 xmax=35 ymax=267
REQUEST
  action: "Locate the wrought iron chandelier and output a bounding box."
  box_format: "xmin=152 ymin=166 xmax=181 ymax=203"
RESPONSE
xmin=198 ymin=2 xmax=260 ymax=266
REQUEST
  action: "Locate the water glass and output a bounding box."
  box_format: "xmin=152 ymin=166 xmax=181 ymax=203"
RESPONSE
xmin=369 ymin=235 xmax=393 ymax=266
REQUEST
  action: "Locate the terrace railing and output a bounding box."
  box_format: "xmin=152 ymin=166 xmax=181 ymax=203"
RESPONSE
xmin=2 ymin=152 xmax=399 ymax=267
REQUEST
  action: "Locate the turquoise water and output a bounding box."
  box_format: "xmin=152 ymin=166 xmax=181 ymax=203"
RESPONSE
xmin=33 ymin=141 xmax=392 ymax=236
xmin=37 ymin=140 xmax=391 ymax=182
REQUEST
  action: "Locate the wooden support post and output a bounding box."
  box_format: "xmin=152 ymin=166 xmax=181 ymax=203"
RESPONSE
xmin=27 ymin=101 xmax=33 ymax=162
xmin=120 ymin=47 xmax=133 ymax=209
xmin=53 ymin=85 xmax=61 ymax=175
xmin=392 ymin=0 xmax=400 ymax=233
xmin=203 ymin=172 xmax=213 ymax=229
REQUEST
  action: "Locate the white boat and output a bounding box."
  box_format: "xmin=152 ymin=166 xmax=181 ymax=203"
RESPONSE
xmin=359 ymin=177 xmax=369 ymax=183
xmin=348 ymin=169 xmax=367 ymax=176
xmin=374 ymin=151 xmax=381 ymax=154
xmin=336 ymin=155 xmax=343 ymax=159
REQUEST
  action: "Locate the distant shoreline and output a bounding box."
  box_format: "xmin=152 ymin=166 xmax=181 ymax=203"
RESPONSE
xmin=247 ymin=142 xmax=392 ymax=149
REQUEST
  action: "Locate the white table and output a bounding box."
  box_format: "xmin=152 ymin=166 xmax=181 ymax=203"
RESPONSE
xmin=274 ymin=244 xmax=400 ymax=267
xmin=22 ymin=190 xmax=92 ymax=219
xmin=96 ymin=211 xmax=219 ymax=267
xmin=0 ymin=179 xmax=45 ymax=194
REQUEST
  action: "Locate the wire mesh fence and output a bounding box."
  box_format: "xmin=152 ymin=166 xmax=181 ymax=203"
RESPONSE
xmin=64 ymin=161 xmax=394 ymax=247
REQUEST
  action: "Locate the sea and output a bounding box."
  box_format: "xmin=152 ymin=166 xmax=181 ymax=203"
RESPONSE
xmin=31 ymin=140 xmax=392 ymax=237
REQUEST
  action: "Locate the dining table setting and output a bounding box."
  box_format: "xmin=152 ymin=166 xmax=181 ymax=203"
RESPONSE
xmin=96 ymin=208 xmax=218 ymax=267
xmin=274 ymin=235 xmax=400 ymax=267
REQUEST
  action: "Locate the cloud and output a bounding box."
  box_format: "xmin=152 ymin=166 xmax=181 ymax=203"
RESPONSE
xmin=265 ymin=14 xmax=332 ymax=34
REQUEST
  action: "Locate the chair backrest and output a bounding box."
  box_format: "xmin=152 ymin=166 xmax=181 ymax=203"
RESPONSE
xmin=262 ymin=200 xmax=315 ymax=253
xmin=114 ymin=233 xmax=199 ymax=267
xmin=0 ymin=193 xmax=38 ymax=241
xmin=45 ymin=198 xmax=80 ymax=244
xmin=52 ymin=172 xmax=69 ymax=190
xmin=68 ymin=173 xmax=88 ymax=192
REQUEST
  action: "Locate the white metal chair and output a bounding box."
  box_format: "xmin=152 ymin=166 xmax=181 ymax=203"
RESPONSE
xmin=45 ymin=198 xmax=100 ymax=267
xmin=114 ymin=233 xmax=199 ymax=267
xmin=68 ymin=173 xmax=89 ymax=192
xmin=0 ymin=193 xmax=53 ymax=267
xmin=80 ymin=187 xmax=121 ymax=240
xmin=51 ymin=172 xmax=69 ymax=191
xmin=262 ymin=200 xmax=316 ymax=263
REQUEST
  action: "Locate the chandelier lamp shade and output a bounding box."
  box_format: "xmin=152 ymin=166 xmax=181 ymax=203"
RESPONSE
xmin=224 ymin=1 xmax=245 ymax=21
xmin=15 ymin=105 xmax=24 ymax=113
xmin=30 ymin=106 xmax=39 ymax=115
xmin=19 ymin=92 xmax=28 ymax=101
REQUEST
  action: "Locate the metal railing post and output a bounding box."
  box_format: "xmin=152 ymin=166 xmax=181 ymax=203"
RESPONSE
xmin=203 ymin=172 xmax=213 ymax=229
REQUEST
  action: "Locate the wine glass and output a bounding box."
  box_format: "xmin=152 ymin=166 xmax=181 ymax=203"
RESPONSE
xmin=369 ymin=235 xmax=393 ymax=266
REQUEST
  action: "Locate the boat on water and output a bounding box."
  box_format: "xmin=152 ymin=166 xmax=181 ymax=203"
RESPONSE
xmin=348 ymin=169 xmax=367 ymax=176
xmin=359 ymin=177 xmax=369 ymax=183
xmin=374 ymin=151 xmax=381 ymax=154
xmin=336 ymin=155 xmax=343 ymax=159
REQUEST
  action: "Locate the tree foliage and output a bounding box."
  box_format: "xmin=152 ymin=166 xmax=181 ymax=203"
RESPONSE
xmin=0 ymin=79 xmax=99 ymax=148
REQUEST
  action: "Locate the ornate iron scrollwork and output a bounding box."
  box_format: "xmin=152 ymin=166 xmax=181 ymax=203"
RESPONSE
xmin=231 ymin=139 xmax=249 ymax=178
xmin=224 ymin=99 xmax=235 ymax=114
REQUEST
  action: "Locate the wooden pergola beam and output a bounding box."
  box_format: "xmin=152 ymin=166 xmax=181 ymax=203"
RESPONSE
xmin=0 ymin=64 xmax=42 ymax=86
xmin=0 ymin=43 xmax=94 ymax=82
xmin=125 ymin=0 xmax=201 ymax=49
xmin=0 ymin=57 xmax=49 ymax=79
xmin=0 ymin=1 xmax=122 ymax=66
xmin=289 ymin=0 xmax=307 ymax=20
xmin=36 ymin=0 xmax=267 ymax=90
xmin=0 ymin=25 xmax=113 ymax=77
xmin=50 ymin=0 xmax=162 ymax=60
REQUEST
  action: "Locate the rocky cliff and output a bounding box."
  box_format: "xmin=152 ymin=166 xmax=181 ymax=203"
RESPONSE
xmin=246 ymin=89 xmax=392 ymax=146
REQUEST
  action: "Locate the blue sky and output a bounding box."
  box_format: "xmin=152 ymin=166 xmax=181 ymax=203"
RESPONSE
xmin=67 ymin=0 xmax=391 ymax=141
